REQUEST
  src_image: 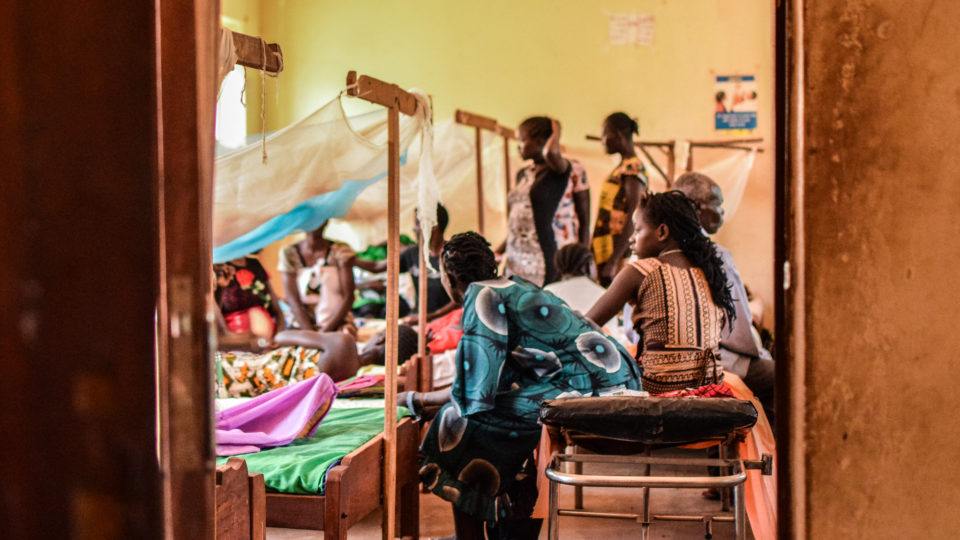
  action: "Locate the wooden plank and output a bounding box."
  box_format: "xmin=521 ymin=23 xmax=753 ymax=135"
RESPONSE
xmin=0 ymin=0 xmax=164 ymax=536
xmin=690 ymin=137 xmax=764 ymax=146
xmin=266 ymin=493 xmax=326 ymax=531
xmin=232 ymin=31 xmax=283 ymax=74
xmin=346 ymin=71 xmax=420 ymax=540
xmin=397 ymin=419 xmax=421 ymax=539
xmin=666 ymin=141 xmax=676 ymax=187
xmin=346 ymin=71 xmax=418 ymax=116
xmin=417 ymin=229 xmax=429 ymax=360
xmin=383 ymin=103 xmax=401 ymax=540
xmin=216 ymin=459 xmax=252 ymax=539
xmin=157 ymin=0 xmax=219 ymax=537
xmin=474 ymin=127 xmax=486 ymax=235
xmin=337 ymin=430 xmax=387 ymax=532
xmin=637 ymin=144 xmax=669 ymax=185
xmin=249 ymin=474 xmax=266 ymax=540
xmin=497 ymin=125 xmax=516 ymax=140
xmin=455 ymin=109 xmax=498 ymax=131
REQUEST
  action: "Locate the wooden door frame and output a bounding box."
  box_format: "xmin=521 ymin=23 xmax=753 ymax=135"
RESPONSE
xmin=775 ymin=0 xmax=805 ymax=537
xmin=155 ymin=0 xmax=219 ymax=537
xmin=0 ymin=1 xmax=165 ymax=537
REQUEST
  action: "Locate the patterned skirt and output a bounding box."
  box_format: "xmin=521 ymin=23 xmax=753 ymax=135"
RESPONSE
xmin=638 ymin=349 xmax=724 ymax=395
xmin=419 ymin=402 xmax=541 ymax=523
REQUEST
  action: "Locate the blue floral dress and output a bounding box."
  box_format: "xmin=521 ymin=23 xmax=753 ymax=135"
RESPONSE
xmin=419 ymin=277 xmax=642 ymax=522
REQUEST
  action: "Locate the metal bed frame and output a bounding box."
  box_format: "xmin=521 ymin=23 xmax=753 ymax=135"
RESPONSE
xmin=545 ymin=439 xmax=772 ymax=539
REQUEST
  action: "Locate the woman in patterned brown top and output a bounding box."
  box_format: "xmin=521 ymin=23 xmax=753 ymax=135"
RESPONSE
xmin=587 ymin=191 xmax=736 ymax=393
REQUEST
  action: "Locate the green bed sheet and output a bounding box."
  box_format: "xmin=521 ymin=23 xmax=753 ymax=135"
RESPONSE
xmin=217 ymin=405 xmax=411 ymax=495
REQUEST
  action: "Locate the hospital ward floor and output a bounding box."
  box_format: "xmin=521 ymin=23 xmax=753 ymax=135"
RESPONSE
xmin=267 ymin=453 xmax=754 ymax=539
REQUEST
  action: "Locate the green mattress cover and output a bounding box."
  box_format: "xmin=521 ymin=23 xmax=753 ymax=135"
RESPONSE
xmin=217 ymin=405 xmax=410 ymax=495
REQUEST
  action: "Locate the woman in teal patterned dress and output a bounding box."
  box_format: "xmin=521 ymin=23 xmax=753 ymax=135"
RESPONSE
xmin=400 ymin=232 xmax=641 ymax=539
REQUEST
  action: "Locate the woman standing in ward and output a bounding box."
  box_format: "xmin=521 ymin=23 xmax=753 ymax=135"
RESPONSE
xmin=498 ymin=117 xmax=590 ymax=287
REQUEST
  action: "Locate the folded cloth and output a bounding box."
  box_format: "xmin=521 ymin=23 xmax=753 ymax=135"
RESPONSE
xmin=335 ymin=374 xmax=385 ymax=398
xmin=216 ymin=374 xmax=337 ymax=456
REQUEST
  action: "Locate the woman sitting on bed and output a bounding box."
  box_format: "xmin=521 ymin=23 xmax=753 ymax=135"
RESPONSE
xmin=586 ymin=191 xmax=736 ymax=394
xmin=214 ymin=254 xmax=284 ymax=338
xmin=278 ymin=220 xmax=357 ymax=335
xmin=214 ymin=254 xmax=413 ymax=396
xmin=400 ymin=232 xmax=640 ymax=539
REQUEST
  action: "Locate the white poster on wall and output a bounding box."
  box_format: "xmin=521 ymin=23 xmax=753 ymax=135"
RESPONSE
xmin=607 ymin=13 xmax=655 ymax=47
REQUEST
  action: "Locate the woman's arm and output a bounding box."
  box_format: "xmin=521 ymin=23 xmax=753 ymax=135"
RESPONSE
xmin=397 ymin=388 xmax=452 ymax=419
xmin=542 ymin=119 xmax=570 ymax=174
xmin=426 ymin=300 xmax=458 ymax=322
xmin=601 ymin=175 xmax=645 ymax=279
xmin=586 ymin=264 xmax=643 ymax=327
xmin=263 ymin=279 xmax=286 ymax=332
xmin=353 ymin=258 xmax=387 ymax=273
xmin=574 ymin=190 xmax=591 ymax=245
xmin=321 ymin=257 xmax=356 ymax=332
xmin=281 ymin=271 xmax=315 ymax=330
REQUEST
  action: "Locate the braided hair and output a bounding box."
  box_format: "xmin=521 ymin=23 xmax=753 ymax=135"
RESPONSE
xmin=554 ymin=243 xmax=594 ymax=279
xmin=518 ymin=116 xmax=553 ymax=141
xmin=641 ymin=191 xmax=736 ymax=325
xmin=604 ymin=112 xmax=639 ymax=137
xmin=441 ymin=232 xmax=498 ymax=289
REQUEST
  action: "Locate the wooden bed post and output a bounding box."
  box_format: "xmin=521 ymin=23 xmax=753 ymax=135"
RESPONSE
xmin=346 ymin=71 xmax=419 ymax=540
xmin=231 ymin=32 xmax=284 ymax=74
xmin=498 ymin=125 xmax=516 ymax=211
xmin=455 ymin=110 xmax=501 ymax=237
xmin=417 ymin=231 xmax=429 ymax=363
xmin=585 ymin=135 xmax=763 ymax=187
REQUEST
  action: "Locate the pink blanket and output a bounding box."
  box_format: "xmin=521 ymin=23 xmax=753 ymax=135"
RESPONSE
xmin=216 ymin=374 xmax=338 ymax=456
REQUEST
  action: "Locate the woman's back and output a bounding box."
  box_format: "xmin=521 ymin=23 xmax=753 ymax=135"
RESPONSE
xmin=629 ymin=257 xmax=725 ymax=393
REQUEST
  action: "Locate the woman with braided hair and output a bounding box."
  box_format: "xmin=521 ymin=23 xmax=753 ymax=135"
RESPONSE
xmin=587 ymin=190 xmax=736 ymax=394
xmin=591 ymin=112 xmax=649 ymax=286
xmin=404 ymin=232 xmax=640 ymax=539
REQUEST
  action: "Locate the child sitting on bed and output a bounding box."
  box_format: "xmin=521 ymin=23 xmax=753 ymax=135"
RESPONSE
xmin=586 ymin=191 xmax=736 ymax=394
xmin=399 ymin=232 xmax=640 ymax=539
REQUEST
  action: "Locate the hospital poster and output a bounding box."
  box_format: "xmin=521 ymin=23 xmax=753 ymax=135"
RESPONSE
xmin=714 ymin=74 xmax=757 ymax=131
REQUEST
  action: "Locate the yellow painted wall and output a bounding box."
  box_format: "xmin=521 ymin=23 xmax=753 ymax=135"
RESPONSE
xmin=222 ymin=0 xmax=775 ymax=315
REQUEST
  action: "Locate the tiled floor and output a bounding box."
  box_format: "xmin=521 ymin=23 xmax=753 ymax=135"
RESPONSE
xmin=267 ymin=452 xmax=753 ymax=539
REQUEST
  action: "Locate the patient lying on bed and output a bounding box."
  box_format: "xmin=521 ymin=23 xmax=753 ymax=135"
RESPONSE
xmin=214 ymin=257 xmax=397 ymax=397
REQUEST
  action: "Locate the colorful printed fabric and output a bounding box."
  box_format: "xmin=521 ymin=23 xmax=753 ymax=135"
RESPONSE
xmin=216 ymin=374 xmax=338 ymax=456
xmin=628 ymin=258 xmax=725 ymax=393
xmin=218 ymin=346 xmax=326 ymax=398
xmin=504 ymin=161 xmax=588 ymax=286
xmin=591 ymin=157 xmax=648 ymax=265
xmin=335 ymin=374 xmax=385 ymax=398
xmin=656 ymin=382 xmax=734 ymax=398
xmin=214 ymin=256 xmax=275 ymax=317
xmin=420 ymin=277 xmax=641 ymax=523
